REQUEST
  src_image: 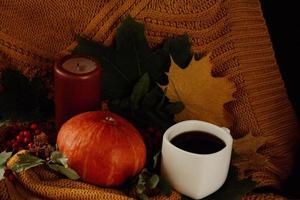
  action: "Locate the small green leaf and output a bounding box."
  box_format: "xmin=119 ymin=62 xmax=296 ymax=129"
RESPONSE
xmin=0 ymin=151 xmax=12 ymax=166
xmin=141 ymin=86 xmax=163 ymax=108
xmin=147 ymin=174 xmax=159 ymax=189
xmin=156 ymin=88 xmax=167 ymax=110
xmin=165 ymin=102 xmax=185 ymax=114
xmin=131 ymin=73 xmax=150 ymax=110
xmin=152 ymin=152 xmax=160 ymax=169
xmin=158 ymin=176 xmax=172 ymax=197
xmin=136 ymin=183 xmax=146 ymax=194
xmin=137 ymin=193 xmax=149 ymax=200
xmin=47 ymin=164 xmax=80 ymax=180
xmin=50 ymin=151 xmax=68 ymax=168
xmin=138 ymin=169 xmax=148 ymax=185
xmin=11 ymin=154 xmax=44 ymax=173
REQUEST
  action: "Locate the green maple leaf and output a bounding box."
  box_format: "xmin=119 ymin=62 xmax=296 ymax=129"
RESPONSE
xmin=74 ymin=17 xmax=169 ymax=99
xmin=182 ymin=166 xmax=256 ymax=200
xmin=73 ymin=16 xmax=191 ymax=100
xmin=0 ymin=69 xmax=54 ymax=122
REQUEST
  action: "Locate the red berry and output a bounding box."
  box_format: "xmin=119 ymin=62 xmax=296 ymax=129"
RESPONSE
xmin=21 ymin=130 xmax=29 ymax=136
xmin=27 ymin=142 xmax=33 ymax=149
xmin=23 ymin=131 xmax=31 ymax=138
xmin=30 ymin=123 xmax=38 ymax=130
xmin=16 ymin=135 xmax=24 ymax=142
xmin=7 ymin=174 xmax=16 ymax=182
xmin=23 ymin=137 xmax=31 ymax=144
xmin=12 ymin=124 xmax=19 ymax=130
xmin=34 ymin=129 xmax=41 ymax=135
xmin=12 ymin=142 xmax=19 ymax=149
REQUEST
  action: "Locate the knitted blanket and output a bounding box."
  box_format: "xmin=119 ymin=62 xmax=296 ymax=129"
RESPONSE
xmin=0 ymin=0 xmax=299 ymax=199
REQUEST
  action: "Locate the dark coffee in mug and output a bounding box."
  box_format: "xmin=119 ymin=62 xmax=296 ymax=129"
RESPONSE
xmin=170 ymin=131 xmax=226 ymax=154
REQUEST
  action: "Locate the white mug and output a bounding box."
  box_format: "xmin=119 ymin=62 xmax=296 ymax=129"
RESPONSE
xmin=161 ymin=120 xmax=233 ymax=199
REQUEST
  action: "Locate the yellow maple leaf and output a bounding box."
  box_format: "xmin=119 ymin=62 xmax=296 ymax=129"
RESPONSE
xmin=164 ymin=54 xmax=235 ymax=127
xmin=233 ymin=133 xmax=270 ymax=180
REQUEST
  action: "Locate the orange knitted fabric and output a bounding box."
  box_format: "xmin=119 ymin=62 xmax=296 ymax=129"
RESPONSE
xmin=0 ymin=0 xmax=299 ymax=199
xmin=0 ymin=153 xmax=287 ymax=200
xmin=0 ymin=169 xmax=288 ymax=200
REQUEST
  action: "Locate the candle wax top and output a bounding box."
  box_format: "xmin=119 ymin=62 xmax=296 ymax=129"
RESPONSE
xmin=62 ymin=57 xmax=98 ymax=74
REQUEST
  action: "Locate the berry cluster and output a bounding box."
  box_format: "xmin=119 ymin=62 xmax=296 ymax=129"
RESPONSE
xmin=5 ymin=123 xmax=41 ymax=152
xmin=29 ymin=132 xmax=53 ymax=159
xmin=1 ymin=122 xmax=55 ymax=182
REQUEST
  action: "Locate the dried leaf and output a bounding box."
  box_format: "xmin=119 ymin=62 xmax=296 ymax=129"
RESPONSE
xmin=164 ymin=54 xmax=235 ymax=127
xmin=233 ymin=134 xmax=270 ymax=179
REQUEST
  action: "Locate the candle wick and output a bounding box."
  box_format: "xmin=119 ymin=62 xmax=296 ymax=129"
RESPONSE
xmin=76 ymin=63 xmax=80 ymax=71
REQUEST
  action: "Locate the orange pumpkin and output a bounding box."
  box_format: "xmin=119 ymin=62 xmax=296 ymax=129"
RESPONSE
xmin=57 ymin=111 xmax=146 ymax=186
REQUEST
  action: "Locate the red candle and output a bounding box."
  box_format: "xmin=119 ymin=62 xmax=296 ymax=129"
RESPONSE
xmin=54 ymin=55 xmax=102 ymax=129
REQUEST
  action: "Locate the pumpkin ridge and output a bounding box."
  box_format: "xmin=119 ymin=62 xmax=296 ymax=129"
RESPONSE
xmin=124 ymin=127 xmax=139 ymax=177
xmin=84 ymin=122 xmax=104 ymax=179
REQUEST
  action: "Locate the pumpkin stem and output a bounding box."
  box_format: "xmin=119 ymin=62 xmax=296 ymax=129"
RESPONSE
xmin=103 ymin=116 xmax=116 ymax=125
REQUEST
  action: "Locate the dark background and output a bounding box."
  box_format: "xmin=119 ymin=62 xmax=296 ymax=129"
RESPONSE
xmin=260 ymin=1 xmax=300 ymax=198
